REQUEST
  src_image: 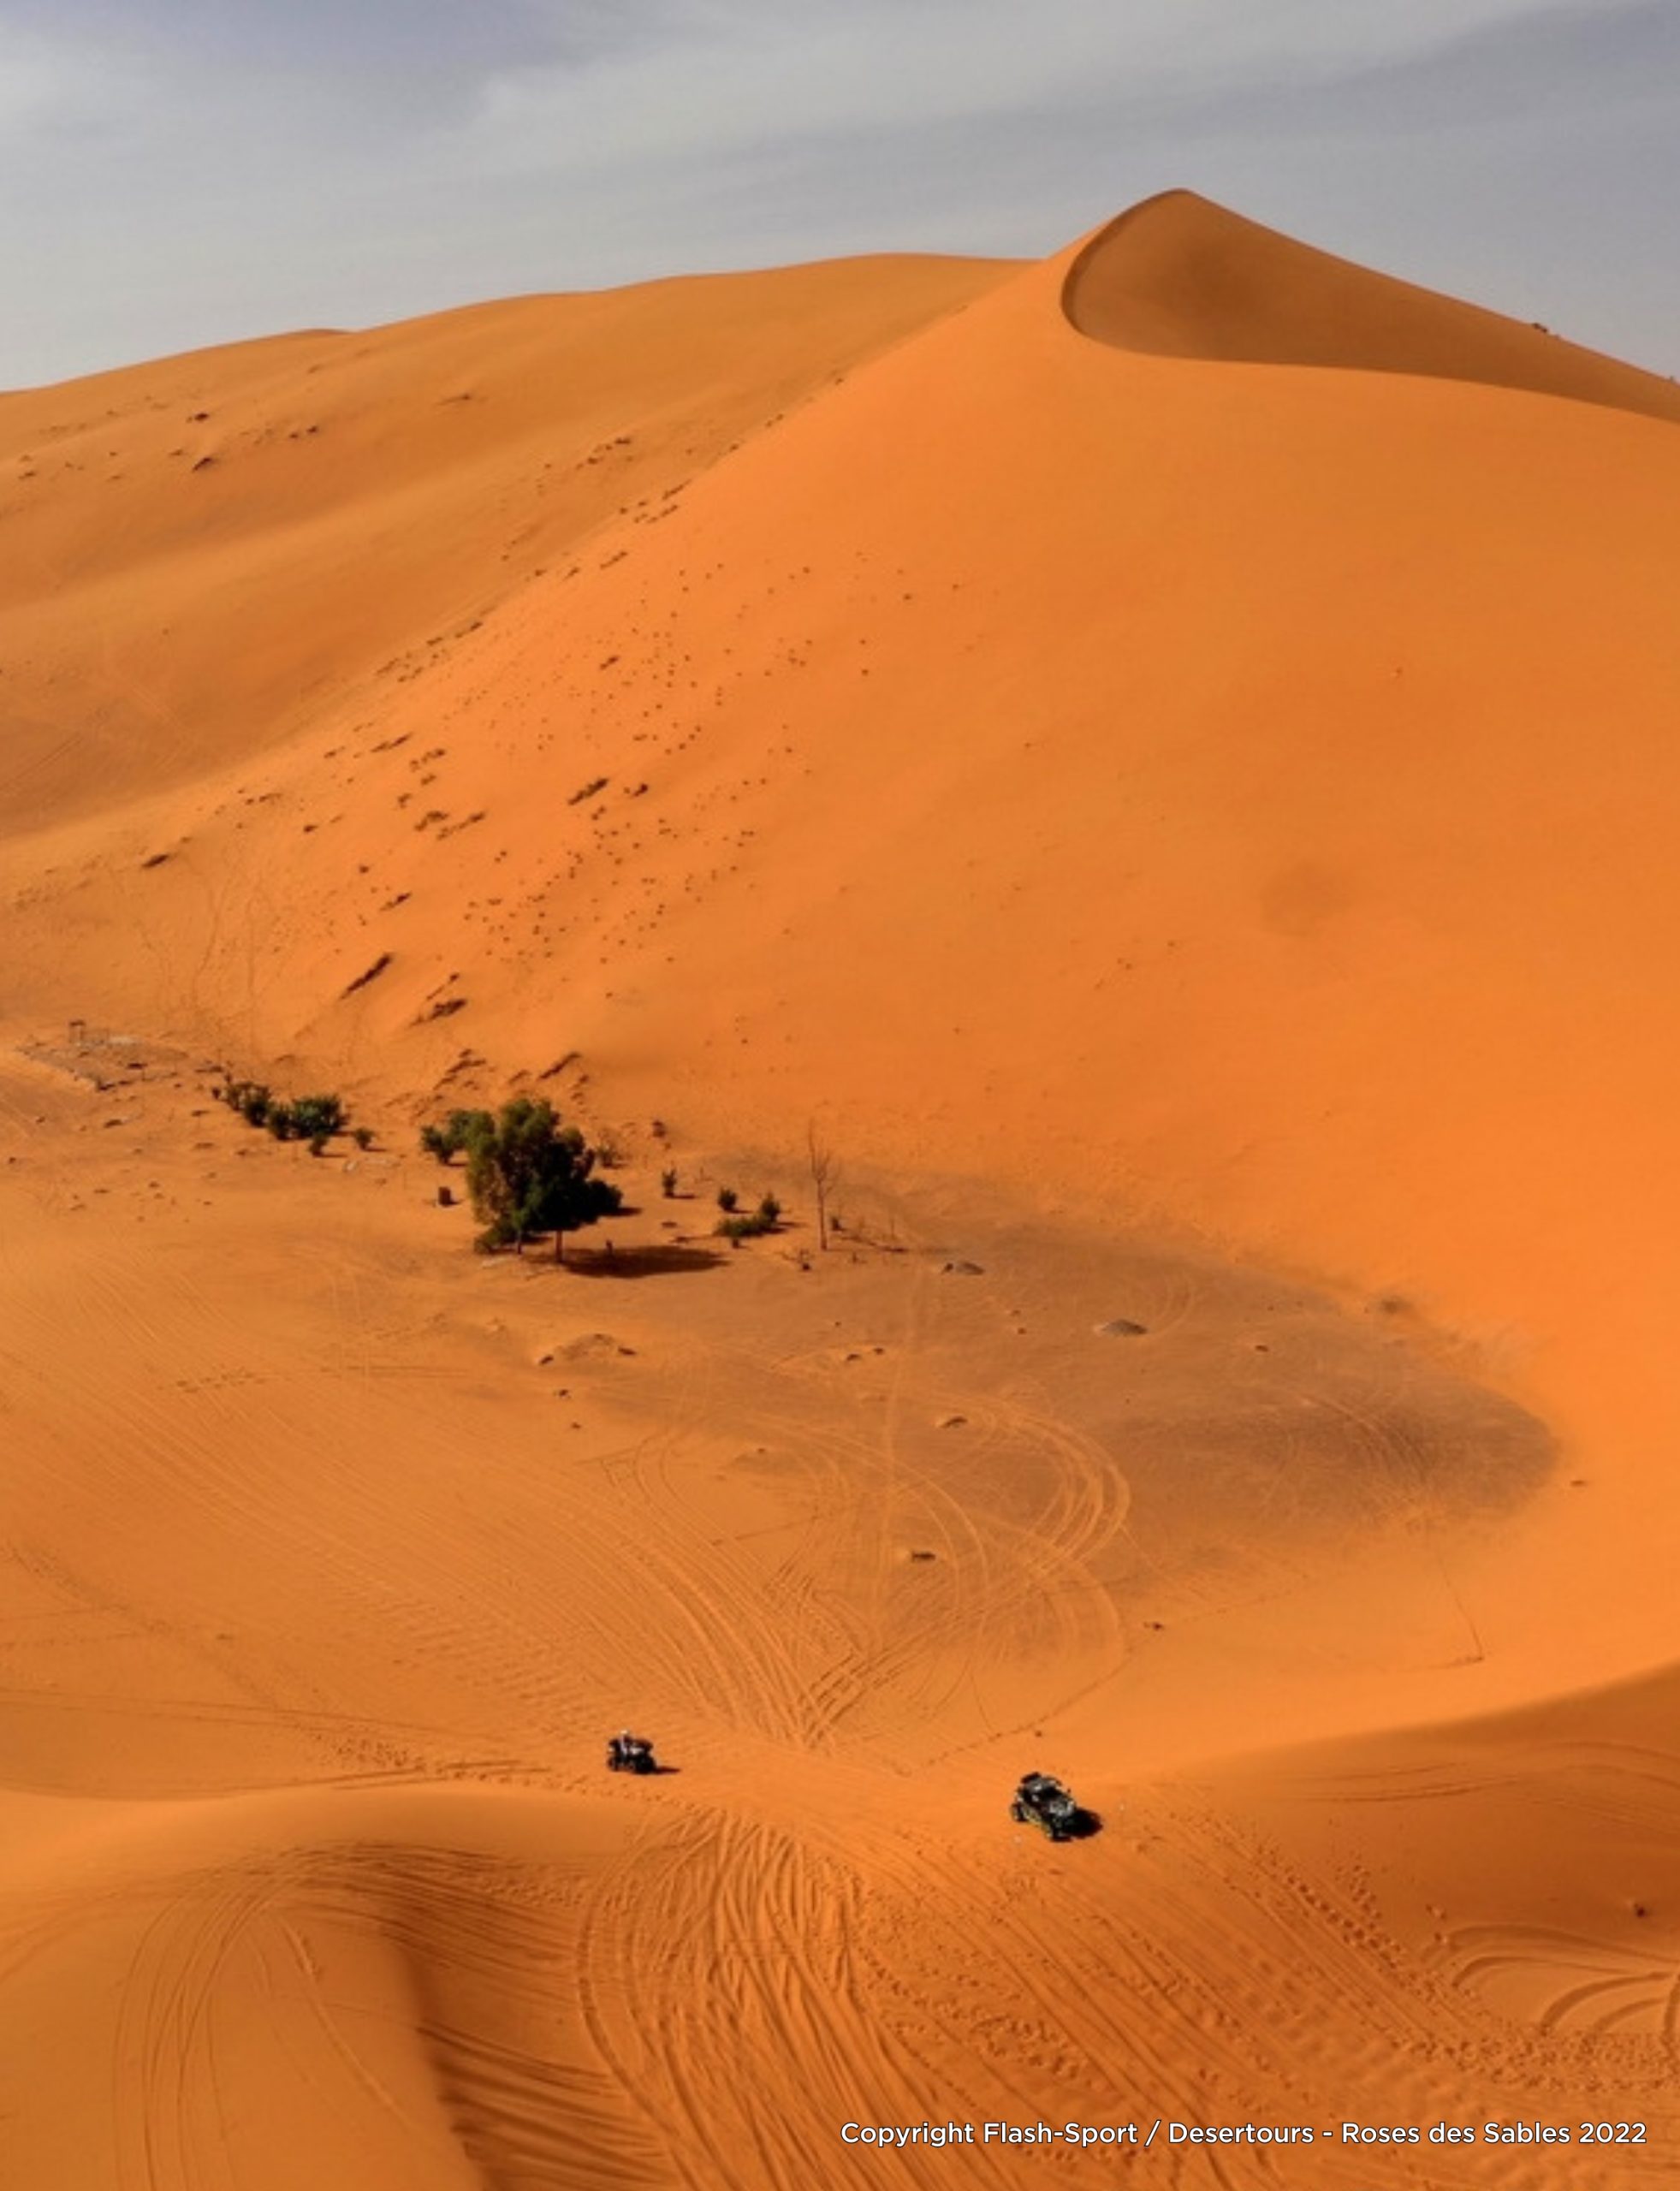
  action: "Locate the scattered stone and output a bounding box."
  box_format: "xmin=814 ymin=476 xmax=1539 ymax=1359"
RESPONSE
xmin=908 ymin=1548 xmax=938 ymax=1563
xmin=1094 ymin=1318 xmax=1148 ymax=1339
xmin=935 ymin=1413 xmax=968 ymax=1430
xmin=561 ymin=1332 xmax=626 ymax=1361
xmin=941 ymin=1258 xmax=983 ymax=1276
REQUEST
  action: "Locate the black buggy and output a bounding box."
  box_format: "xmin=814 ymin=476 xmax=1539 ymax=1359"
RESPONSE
xmin=1011 ymin=1771 xmax=1079 ymax=1841
xmin=606 ymin=1731 xmax=659 ymax=1775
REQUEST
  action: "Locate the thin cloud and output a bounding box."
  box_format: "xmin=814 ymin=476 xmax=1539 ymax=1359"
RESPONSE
xmin=0 ymin=0 xmax=1673 ymax=387
xmin=0 ymin=21 xmax=142 ymax=135
xmin=461 ymin=0 xmax=1570 ymax=173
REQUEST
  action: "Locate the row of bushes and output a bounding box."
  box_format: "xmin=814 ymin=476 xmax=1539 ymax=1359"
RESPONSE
xmin=715 ymin=1189 xmax=781 ymax=1239
xmin=212 ymin=1078 xmax=369 ymax=1155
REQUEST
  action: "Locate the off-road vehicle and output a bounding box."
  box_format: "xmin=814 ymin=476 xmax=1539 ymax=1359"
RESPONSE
xmin=1011 ymin=1772 xmax=1078 ymax=1841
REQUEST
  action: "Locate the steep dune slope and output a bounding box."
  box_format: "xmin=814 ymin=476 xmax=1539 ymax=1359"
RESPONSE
xmin=0 ymin=254 xmax=1013 ymax=828
xmin=14 ymin=198 xmax=1676 ymax=1696
xmin=1066 ymin=188 xmax=1680 ymax=425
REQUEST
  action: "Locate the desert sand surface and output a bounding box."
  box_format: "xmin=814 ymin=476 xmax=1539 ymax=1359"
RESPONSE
xmin=2 ymin=192 xmax=1679 ymax=2185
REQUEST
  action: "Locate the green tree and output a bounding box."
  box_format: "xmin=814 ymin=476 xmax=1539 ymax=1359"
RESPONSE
xmin=420 ymin=1107 xmax=494 ymax=1164
xmin=450 ymin=1097 xmax=622 ymax=1258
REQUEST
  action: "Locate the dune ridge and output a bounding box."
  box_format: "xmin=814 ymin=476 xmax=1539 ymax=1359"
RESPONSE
xmin=1064 ymin=187 xmax=1680 ymax=425
xmin=0 ymin=253 xmax=1014 ymax=829
xmin=3 ymin=198 xmax=1680 ymax=2185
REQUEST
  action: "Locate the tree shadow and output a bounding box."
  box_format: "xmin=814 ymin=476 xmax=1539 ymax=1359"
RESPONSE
xmin=562 ymin=1243 xmax=726 ymax=1279
xmin=1065 ymin=1807 xmax=1104 ymax=1840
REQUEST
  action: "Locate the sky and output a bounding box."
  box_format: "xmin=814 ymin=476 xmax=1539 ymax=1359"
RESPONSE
xmin=2 ymin=0 xmax=1676 ymax=389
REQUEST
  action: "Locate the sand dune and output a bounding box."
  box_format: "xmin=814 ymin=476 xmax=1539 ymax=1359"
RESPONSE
xmin=0 ymin=255 xmax=1012 ymax=829
xmin=3 ymin=200 xmax=1679 ymax=2183
xmin=1065 ymin=188 xmax=1680 ymax=425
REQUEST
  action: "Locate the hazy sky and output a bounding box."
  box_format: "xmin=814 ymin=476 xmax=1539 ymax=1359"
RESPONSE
xmin=2 ymin=0 xmax=1676 ymax=389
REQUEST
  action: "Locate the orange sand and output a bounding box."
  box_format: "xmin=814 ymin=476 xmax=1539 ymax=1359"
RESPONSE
xmin=2 ymin=194 xmax=1677 ymax=2185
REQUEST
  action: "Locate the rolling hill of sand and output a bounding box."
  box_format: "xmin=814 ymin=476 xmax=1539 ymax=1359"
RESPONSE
xmin=3 ymin=193 xmax=1680 ymax=2185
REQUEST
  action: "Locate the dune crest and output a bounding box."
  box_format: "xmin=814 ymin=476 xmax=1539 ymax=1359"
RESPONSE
xmin=1064 ymin=188 xmax=1680 ymax=425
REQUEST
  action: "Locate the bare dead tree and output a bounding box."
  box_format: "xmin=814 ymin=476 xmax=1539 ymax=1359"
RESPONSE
xmin=806 ymin=1120 xmax=841 ymax=1252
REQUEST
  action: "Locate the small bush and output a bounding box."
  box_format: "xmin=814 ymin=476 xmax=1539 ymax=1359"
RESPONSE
xmin=660 ymin=1167 xmax=678 ymax=1198
xmin=352 ymin=1126 xmax=374 ymax=1150
xmin=291 ymin=1093 xmax=345 ymax=1140
xmin=716 ymin=1186 xmax=738 ymax=1214
xmin=713 ymin=1195 xmax=781 ymax=1241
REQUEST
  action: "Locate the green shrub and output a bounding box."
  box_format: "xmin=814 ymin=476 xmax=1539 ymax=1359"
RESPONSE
xmin=713 ymin=1195 xmax=781 ymax=1241
xmin=219 ymin=1077 xmax=353 ymax=1139
xmin=421 ymin=1107 xmax=494 ymax=1164
xmin=716 ymin=1186 xmax=738 ymax=1214
xmin=290 ymin=1094 xmax=344 ymax=1140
